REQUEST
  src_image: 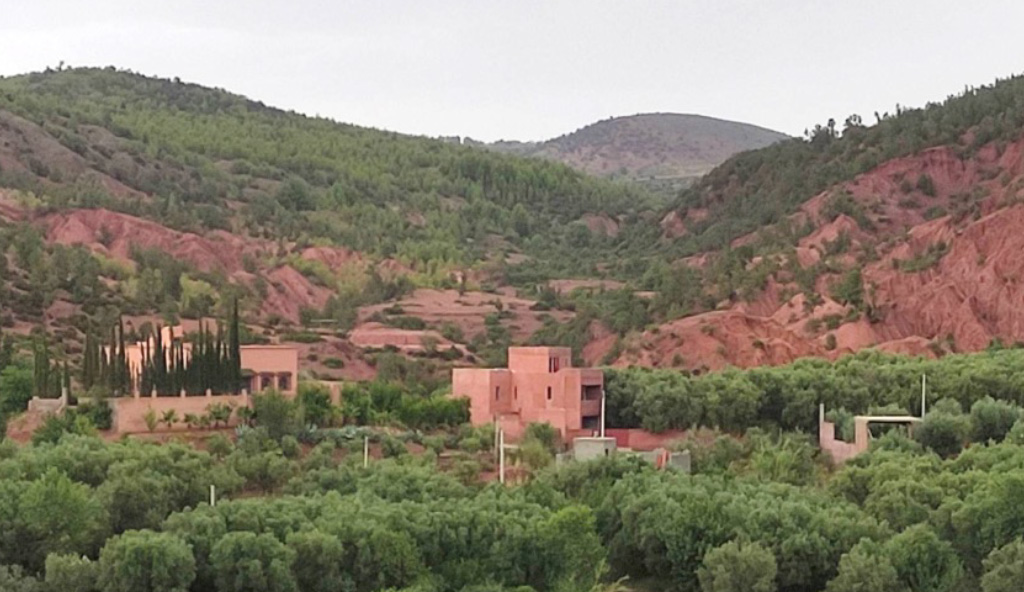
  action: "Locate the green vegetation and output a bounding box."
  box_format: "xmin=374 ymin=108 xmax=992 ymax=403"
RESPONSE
xmin=671 ymin=75 xmax=1024 ymax=254
xmin=3 ymin=344 xmax=1024 ymax=592
xmin=605 ymin=348 xmax=1024 ymax=433
xmin=0 ymin=68 xmax=651 ymax=277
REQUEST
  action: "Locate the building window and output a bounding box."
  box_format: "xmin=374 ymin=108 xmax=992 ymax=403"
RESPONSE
xmin=514 ymin=387 xmax=518 ymax=400
xmin=547 ymin=386 xmax=552 ymax=400
xmin=260 ymin=374 xmax=273 ymax=391
xmin=495 ymin=386 xmax=500 ymax=400
xmin=278 ymin=373 xmax=292 ymax=392
xmin=549 ymin=357 xmax=560 ymax=373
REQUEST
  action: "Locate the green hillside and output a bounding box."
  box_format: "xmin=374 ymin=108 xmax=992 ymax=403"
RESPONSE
xmin=0 ymin=67 xmax=653 ymax=273
xmin=671 ymin=74 xmax=1024 ymax=254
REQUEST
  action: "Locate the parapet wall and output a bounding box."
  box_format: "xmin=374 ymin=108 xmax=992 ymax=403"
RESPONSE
xmin=110 ymin=392 xmax=250 ymax=434
xmin=605 ymin=428 xmax=687 ymax=451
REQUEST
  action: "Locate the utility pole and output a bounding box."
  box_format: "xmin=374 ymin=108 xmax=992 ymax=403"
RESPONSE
xmin=494 ymin=416 xmax=500 ymax=463
xmin=363 ymin=436 xmax=369 ymax=468
xmin=209 ymin=485 xmax=216 ymax=507
xmin=600 ymin=389 xmax=606 ymax=438
xmin=499 ymin=428 xmax=506 ymax=485
xmin=921 ymin=374 xmax=927 ymax=417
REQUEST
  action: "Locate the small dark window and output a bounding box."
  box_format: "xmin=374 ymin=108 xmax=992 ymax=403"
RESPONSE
xmin=514 ymin=387 xmax=518 ymax=400
xmin=495 ymin=386 xmax=500 ymax=400
xmin=546 ymin=386 xmax=552 ymax=400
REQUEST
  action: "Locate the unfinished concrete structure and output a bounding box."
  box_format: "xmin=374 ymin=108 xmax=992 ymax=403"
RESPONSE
xmin=452 ymin=347 xmax=604 ymax=441
xmin=818 ymin=404 xmax=922 ymax=464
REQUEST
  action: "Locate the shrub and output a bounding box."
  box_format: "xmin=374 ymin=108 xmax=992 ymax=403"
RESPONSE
xmin=885 ymin=524 xmax=963 ymax=592
xmin=916 ymin=173 xmax=937 ymax=197
xmin=280 ymin=435 xmax=301 ymax=459
xmin=914 ymin=412 xmax=969 ymax=458
xmin=97 ymin=530 xmax=196 ymax=592
xmin=252 ymin=390 xmax=299 ymax=442
xmin=970 ymin=397 xmax=1021 ymax=443
xmin=981 ymin=539 xmax=1024 ymax=592
xmin=825 ymin=540 xmax=903 ymax=592
xmin=297 ymin=382 xmax=335 ymax=428
xmin=45 ymin=553 xmax=98 ymax=592
xmin=206 ymin=433 xmax=234 ymax=458
xmin=523 ymin=422 xmax=560 ymax=453
xmin=698 ymin=540 xmax=777 ymax=592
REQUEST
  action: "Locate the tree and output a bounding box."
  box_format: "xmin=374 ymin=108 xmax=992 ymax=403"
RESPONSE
xmin=970 ymin=397 xmax=1021 ymax=443
xmin=97 ymin=530 xmax=195 ymax=592
xmin=0 ymin=564 xmax=41 ymax=592
xmin=210 ymin=532 xmax=297 ymax=592
xmin=0 ymin=363 xmax=34 ymax=416
xmin=981 ymin=539 xmax=1024 ymax=592
xmin=160 ymin=409 xmax=178 ymax=430
xmin=535 ymin=506 xmax=606 ymax=592
xmin=885 ymin=525 xmax=963 ymax=592
xmin=285 ymin=531 xmax=349 ymax=592
xmin=914 ymin=412 xmax=969 ymax=457
xmin=251 ymin=391 xmax=297 ymax=442
xmin=296 ymin=383 xmax=334 ymax=428
xmin=825 ymin=540 xmax=906 ymax=592
xmin=19 ymin=469 xmax=106 ymax=570
xmin=44 ymin=553 xmax=99 ymax=592
xmin=207 ymin=403 xmax=233 ymax=429
xmin=697 ymin=540 xmax=777 ymax=592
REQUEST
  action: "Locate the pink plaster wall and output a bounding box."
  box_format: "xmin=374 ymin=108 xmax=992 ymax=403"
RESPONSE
xmin=110 ymin=393 xmax=249 ymax=434
xmin=818 ymin=420 xmax=862 ymax=464
xmin=452 ymin=347 xmax=603 ymax=440
xmin=605 ymin=429 xmax=688 ymax=451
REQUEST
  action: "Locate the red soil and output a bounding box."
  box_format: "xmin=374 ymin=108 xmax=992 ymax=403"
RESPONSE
xmin=618 ymin=135 xmax=1024 ymax=371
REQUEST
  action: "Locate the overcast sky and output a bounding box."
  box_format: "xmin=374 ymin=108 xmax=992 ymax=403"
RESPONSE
xmin=2 ymin=1 xmax=1023 ymax=142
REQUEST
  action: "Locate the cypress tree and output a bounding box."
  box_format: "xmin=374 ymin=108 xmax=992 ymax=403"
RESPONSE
xmin=229 ymin=298 xmax=242 ymax=393
xmin=32 ymin=339 xmax=49 ymax=399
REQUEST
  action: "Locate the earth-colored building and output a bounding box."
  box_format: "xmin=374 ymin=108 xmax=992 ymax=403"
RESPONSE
xmin=452 ymin=346 xmax=605 ymax=441
xmin=123 ymin=325 xmax=299 ymax=395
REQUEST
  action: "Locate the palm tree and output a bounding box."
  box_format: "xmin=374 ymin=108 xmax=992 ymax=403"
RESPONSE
xmin=161 ymin=409 xmax=179 ymax=430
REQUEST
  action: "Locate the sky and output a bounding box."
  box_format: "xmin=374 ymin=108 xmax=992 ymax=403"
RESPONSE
xmin=2 ymin=0 xmax=1023 ymax=142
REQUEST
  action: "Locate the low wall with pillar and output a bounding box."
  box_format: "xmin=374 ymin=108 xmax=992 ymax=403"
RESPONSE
xmin=110 ymin=392 xmax=251 ymax=434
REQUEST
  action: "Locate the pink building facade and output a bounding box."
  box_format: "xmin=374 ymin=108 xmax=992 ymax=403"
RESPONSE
xmin=452 ymin=347 xmax=604 ymax=441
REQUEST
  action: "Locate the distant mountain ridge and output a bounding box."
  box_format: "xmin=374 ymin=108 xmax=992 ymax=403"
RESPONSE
xmin=466 ymin=113 xmax=789 ymax=188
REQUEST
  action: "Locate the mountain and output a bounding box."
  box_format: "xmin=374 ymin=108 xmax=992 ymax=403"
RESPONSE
xmin=590 ymin=74 xmax=1024 ymax=372
xmin=471 ymin=113 xmax=789 ymax=190
xmin=0 ymin=67 xmax=658 ymax=380
xmin=8 ymin=66 xmax=1024 ymax=382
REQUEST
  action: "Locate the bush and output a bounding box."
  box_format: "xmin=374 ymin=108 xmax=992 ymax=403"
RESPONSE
xmin=297 ymin=382 xmax=335 ymax=428
xmin=970 ymin=397 xmax=1021 ymax=443
xmin=916 ymin=173 xmax=937 ymax=197
xmin=252 ymin=391 xmax=299 ymax=442
xmin=698 ymin=540 xmax=777 ymax=592
xmin=210 ymin=532 xmax=296 ymax=592
xmin=44 ymin=553 xmax=98 ymax=592
xmin=981 ymin=539 xmax=1024 ymax=592
xmin=914 ymin=412 xmax=970 ymax=458
xmin=381 ymin=435 xmax=407 ymax=458
xmin=97 ymin=530 xmax=196 ymax=592
xmin=523 ymin=422 xmax=560 ymax=453
xmin=206 ymin=433 xmax=234 ymax=458
xmin=280 ymin=435 xmax=301 ymax=459
xmin=825 ymin=540 xmax=904 ymax=592
xmin=885 ymin=524 xmax=963 ymax=592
